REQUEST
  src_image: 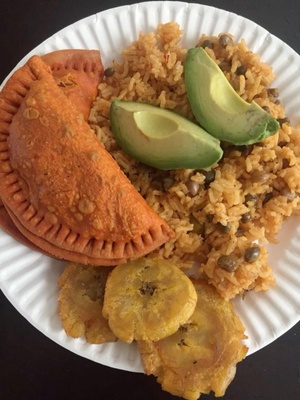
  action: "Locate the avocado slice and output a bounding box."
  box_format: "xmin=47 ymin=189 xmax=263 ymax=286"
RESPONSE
xmin=184 ymin=47 xmax=279 ymax=145
xmin=109 ymin=99 xmax=223 ymax=170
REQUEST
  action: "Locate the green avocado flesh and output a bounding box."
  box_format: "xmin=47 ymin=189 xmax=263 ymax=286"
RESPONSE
xmin=184 ymin=47 xmax=280 ymax=145
xmin=110 ymin=100 xmax=223 ymax=170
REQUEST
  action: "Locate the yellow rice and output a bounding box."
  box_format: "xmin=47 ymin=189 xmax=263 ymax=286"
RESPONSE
xmin=89 ymin=22 xmax=300 ymax=300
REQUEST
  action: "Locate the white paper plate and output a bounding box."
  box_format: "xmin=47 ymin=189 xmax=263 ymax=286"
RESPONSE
xmin=1 ymin=1 xmax=300 ymax=373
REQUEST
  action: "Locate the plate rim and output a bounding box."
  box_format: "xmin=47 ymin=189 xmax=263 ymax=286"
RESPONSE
xmin=1 ymin=0 xmax=300 ymax=372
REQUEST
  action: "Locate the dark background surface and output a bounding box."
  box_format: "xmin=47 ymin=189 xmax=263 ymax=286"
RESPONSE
xmin=0 ymin=1 xmax=300 ymax=399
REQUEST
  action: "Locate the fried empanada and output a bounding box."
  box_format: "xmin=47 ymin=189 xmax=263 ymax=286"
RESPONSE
xmin=0 ymin=199 xmax=52 ymax=255
xmin=102 ymin=257 xmax=197 ymax=343
xmin=138 ymin=280 xmax=248 ymax=400
xmin=0 ymin=49 xmax=104 ymax=253
xmin=58 ymin=262 xmax=117 ymax=344
xmin=41 ymin=49 xmax=104 ymax=121
xmin=0 ymin=55 xmax=173 ymax=265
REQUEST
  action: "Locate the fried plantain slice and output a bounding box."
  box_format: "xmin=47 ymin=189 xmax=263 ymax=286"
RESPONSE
xmin=58 ymin=262 xmax=117 ymax=344
xmin=138 ymin=280 xmax=248 ymax=400
xmin=102 ymin=257 xmax=198 ymax=343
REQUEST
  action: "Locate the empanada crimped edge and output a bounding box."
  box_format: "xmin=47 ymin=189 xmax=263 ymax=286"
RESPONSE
xmin=0 ymin=55 xmax=174 ymax=265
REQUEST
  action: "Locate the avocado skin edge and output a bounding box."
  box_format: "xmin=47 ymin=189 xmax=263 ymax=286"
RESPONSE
xmin=184 ymin=47 xmax=280 ymax=145
xmin=110 ymin=99 xmax=223 ymax=170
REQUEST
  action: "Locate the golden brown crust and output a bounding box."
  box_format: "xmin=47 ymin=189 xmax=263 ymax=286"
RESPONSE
xmin=0 ymin=200 xmax=54 ymax=256
xmin=102 ymin=257 xmax=197 ymax=343
xmin=41 ymin=49 xmax=104 ymax=121
xmin=58 ymin=262 xmax=117 ymax=344
xmin=0 ymin=49 xmax=103 ymax=251
xmin=138 ymin=280 xmax=248 ymax=400
xmin=4 ymin=204 xmax=128 ymax=265
xmin=0 ymin=55 xmax=174 ymax=265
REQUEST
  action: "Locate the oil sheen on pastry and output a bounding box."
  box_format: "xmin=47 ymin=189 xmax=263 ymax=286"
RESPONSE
xmin=0 ymin=55 xmax=174 ymax=265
